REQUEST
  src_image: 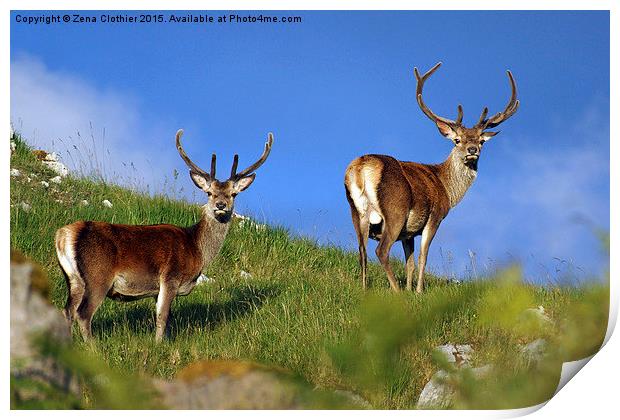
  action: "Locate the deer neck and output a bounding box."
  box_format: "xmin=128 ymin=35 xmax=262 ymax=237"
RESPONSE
xmin=192 ymin=207 xmax=231 ymax=269
xmin=438 ymin=149 xmax=478 ymax=208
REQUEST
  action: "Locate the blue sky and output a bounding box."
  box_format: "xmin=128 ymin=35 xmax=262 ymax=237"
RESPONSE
xmin=10 ymin=10 xmax=610 ymax=282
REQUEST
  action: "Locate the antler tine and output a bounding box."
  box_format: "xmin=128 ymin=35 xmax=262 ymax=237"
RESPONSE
xmin=210 ymin=154 xmax=217 ymax=178
xmin=230 ymin=154 xmax=239 ymax=179
xmin=482 ymin=70 xmax=519 ymax=129
xmin=456 ymin=104 xmax=464 ymax=125
xmin=414 ymin=61 xmax=442 ymax=83
xmin=414 ymin=62 xmax=459 ymax=126
xmin=475 ymin=107 xmax=489 ymax=128
xmin=232 ymin=132 xmax=274 ymax=180
xmin=175 ymin=129 xmax=210 ymax=178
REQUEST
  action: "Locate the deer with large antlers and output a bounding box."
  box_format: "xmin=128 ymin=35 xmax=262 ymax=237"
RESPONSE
xmin=56 ymin=129 xmax=273 ymax=341
xmin=345 ymin=62 xmax=519 ymax=292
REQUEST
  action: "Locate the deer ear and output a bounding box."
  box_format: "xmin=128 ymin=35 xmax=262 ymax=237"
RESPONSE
xmin=233 ymin=174 xmax=256 ymax=193
xmin=189 ymin=171 xmax=211 ymax=191
xmin=481 ymin=131 xmax=499 ymax=141
xmin=436 ymin=121 xmax=458 ymax=140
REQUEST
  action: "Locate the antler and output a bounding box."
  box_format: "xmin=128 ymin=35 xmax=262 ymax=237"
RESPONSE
xmin=210 ymin=154 xmax=217 ymax=178
xmin=176 ymin=129 xmax=273 ymax=181
xmin=230 ymin=154 xmax=239 ymax=179
xmin=475 ymin=107 xmax=488 ymax=127
xmin=476 ymin=70 xmax=519 ymax=129
xmin=230 ymin=133 xmax=274 ymax=180
xmin=414 ymin=62 xmax=462 ymax=126
xmin=455 ymin=104 xmax=464 ymax=125
xmin=176 ymin=129 xmax=212 ymax=179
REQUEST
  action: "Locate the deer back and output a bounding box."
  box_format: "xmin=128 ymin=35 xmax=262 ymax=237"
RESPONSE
xmin=346 ymin=154 xmax=453 ymax=233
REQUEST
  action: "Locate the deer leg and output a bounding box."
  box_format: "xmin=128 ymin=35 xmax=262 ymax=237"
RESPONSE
xmin=346 ymin=188 xmax=370 ymax=289
xmin=63 ymin=271 xmax=85 ymax=326
xmin=155 ymin=281 xmax=178 ymax=342
xmin=402 ymin=237 xmax=415 ymax=291
xmin=355 ymin=215 xmax=370 ymax=290
xmin=416 ymin=223 xmax=439 ymax=294
xmin=76 ymin=288 xmax=107 ymax=341
xmin=375 ymin=219 xmax=405 ymax=292
xmin=358 ymin=219 xmax=370 ymax=290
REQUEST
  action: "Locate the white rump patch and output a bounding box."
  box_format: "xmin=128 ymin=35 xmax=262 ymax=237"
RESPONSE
xmin=362 ymin=167 xmax=383 ymax=224
xmin=56 ymin=229 xmax=79 ymax=279
xmin=369 ymin=211 xmax=382 ymax=225
xmin=348 ymin=182 xmax=369 ymax=215
xmin=347 ymin=165 xmax=384 ymax=225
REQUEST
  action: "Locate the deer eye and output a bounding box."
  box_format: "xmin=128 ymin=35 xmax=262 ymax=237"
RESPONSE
xmin=454 ymin=138 xmax=461 ymax=144
xmin=231 ymin=193 xmax=238 ymax=198
xmin=206 ymin=191 xmax=212 ymax=197
xmin=480 ymin=140 xmax=485 ymax=145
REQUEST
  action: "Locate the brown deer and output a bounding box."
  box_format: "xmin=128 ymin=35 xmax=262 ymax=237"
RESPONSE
xmin=344 ymin=62 xmax=518 ymax=293
xmin=55 ymin=129 xmax=273 ymax=341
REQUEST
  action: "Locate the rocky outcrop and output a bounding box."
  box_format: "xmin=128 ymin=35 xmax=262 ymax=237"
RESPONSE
xmin=434 ymin=343 xmax=473 ymax=366
xmin=416 ymin=343 xmax=488 ymax=409
xmin=153 ymin=358 xmax=371 ymax=409
xmin=10 ymin=251 xmax=78 ymax=404
xmin=417 ymin=335 xmax=552 ymax=408
xmin=32 ymin=150 xmax=69 ymax=177
xmin=520 ymin=338 xmax=548 ymax=365
xmin=417 ymin=364 xmax=493 ymax=409
xmin=153 ymin=360 xmax=304 ymax=409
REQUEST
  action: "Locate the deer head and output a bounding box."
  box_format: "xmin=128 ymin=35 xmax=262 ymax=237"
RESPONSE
xmin=414 ymin=62 xmax=519 ymax=168
xmin=175 ymin=129 xmax=273 ymax=223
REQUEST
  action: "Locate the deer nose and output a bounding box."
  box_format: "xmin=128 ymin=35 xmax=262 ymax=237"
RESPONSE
xmin=467 ymin=146 xmax=478 ymax=154
xmin=215 ymin=202 xmax=226 ymax=210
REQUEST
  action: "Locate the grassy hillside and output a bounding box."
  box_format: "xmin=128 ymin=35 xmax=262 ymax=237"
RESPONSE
xmin=10 ymin=132 xmax=609 ymax=409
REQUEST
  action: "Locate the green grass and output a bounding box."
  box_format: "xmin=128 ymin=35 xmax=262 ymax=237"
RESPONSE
xmin=10 ymin=132 xmax=608 ymax=409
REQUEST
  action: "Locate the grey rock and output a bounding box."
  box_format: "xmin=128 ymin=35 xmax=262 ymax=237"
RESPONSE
xmin=332 ymin=389 xmax=373 ymax=409
xmin=41 ymin=152 xmax=70 ymax=177
xmin=196 ymin=274 xmax=215 ymax=285
xmin=520 ymin=306 xmax=553 ymax=327
xmin=235 ymin=214 xmax=267 ymax=231
xmin=233 ymin=212 xmax=250 ymax=221
xmin=154 ymin=360 xmax=303 ymax=409
xmin=416 ymin=364 xmax=493 ymax=409
xmin=18 ymin=202 xmax=31 ymax=212
xmin=435 ymin=343 xmax=473 ymax=366
xmin=10 ymin=253 xmax=78 ymax=400
xmin=417 ymin=370 xmax=452 ymax=409
xmin=471 ymin=364 xmax=493 ymax=378
xmin=520 ymin=338 xmax=547 ymax=363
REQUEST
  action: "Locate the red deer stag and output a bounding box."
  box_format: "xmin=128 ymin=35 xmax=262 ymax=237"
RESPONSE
xmin=344 ymin=62 xmax=518 ymax=292
xmin=56 ymin=129 xmax=273 ymax=341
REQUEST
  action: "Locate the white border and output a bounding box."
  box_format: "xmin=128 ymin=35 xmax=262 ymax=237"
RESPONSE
xmin=3 ymin=1 xmax=616 ymax=419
